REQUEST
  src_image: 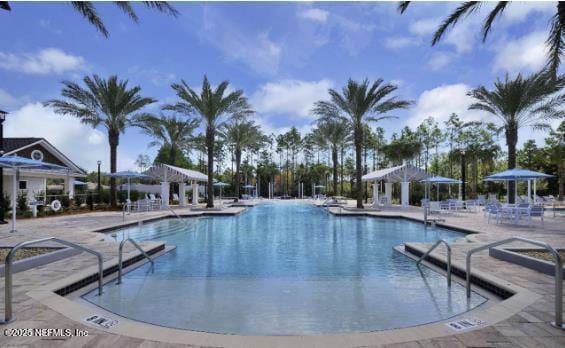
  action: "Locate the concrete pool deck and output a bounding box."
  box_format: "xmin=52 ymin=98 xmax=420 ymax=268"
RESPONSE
xmin=0 ymin=200 xmax=564 ymax=347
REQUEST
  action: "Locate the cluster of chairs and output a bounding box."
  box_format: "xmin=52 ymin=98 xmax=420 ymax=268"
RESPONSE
xmin=126 ymin=193 xmax=163 ymax=212
xmin=427 ymin=199 xmax=480 ymax=215
xmin=484 ymin=202 xmax=544 ymax=227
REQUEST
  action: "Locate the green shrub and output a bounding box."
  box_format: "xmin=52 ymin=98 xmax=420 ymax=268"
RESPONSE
xmin=74 ymin=195 xmax=83 ymax=208
xmin=60 ymin=195 xmax=70 ymax=209
xmin=17 ymin=193 xmax=28 ymax=212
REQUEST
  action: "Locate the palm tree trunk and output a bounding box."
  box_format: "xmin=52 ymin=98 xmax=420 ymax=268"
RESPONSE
xmin=340 ymin=146 xmax=344 ymax=196
xmin=206 ymin=126 xmax=215 ymax=208
xmin=109 ymin=130 xmax=119 ymax=208
xmin=506 ymin=126 xmax=518 ymax=204
xmin=332 ymin=146 xmax=338 ymax=196
xmin=355 ymin=125 xmax=363 ymax=208
xmin=235 ymin=148 xmax=242 ymax=203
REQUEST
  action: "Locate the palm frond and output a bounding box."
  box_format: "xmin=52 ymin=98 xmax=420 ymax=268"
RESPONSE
xmin=114 ymin=1 xmax=139 ymax=22
xmin=432 ymin=1 xmax=481 ymax=46
xmin=0 ymin=2 xmax=10 ymax=10
xmin=71 ymin=2 xmax=108 ymax=37
xmin=397 ymin=1 xmax=410 ymax=14
xmin=546 ymin=4 xmax=565 ymax=75
xmin=482 ymin=2 xmax=508 ymax=42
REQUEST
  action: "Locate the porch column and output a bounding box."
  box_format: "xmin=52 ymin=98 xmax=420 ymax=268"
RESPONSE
xmin=401 ymin=182 xmax=410 ymax=207
xmin=533 ymin=180 xmax=537 ymax=202
xmin=384 ymin=182 xmax=392 ymax=206
xmin=179 ymin=182 xmax=187 ymax=207
xmin=192 ymin=181 xmax=199 ymax=206
xmin=527 ymin=180 xmax=531 ymax=203
xmin=65 ymin=176 xmax=75 ymax=199
xmin=372 ymin=181 xmax=379 ymax=207
xmin=160 ymin=181 xmax=170 ymax=208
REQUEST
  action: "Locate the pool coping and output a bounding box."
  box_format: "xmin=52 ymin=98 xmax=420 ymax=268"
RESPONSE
xmin=24 ymin=225 xmax=541 ymax=348
xmin=489 ymin=247 xmax=565 ymax=277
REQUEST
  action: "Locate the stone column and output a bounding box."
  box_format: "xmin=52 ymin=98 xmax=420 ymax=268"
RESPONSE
xmin=179 ymin=182 xmax=187 ymax=207
xmin=401 ymin=182 xmax=410 ymax=207
xmin=160 ymin=181 xmax=170 ymax=208
xmin=65 ymin=176 xmax=75 ymax=199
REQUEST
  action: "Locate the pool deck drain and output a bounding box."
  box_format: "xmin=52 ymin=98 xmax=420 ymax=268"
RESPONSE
xmin=0 ymin=201 xmax=564 ymax=347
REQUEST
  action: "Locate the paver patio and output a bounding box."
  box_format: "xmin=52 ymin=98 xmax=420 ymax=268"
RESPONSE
xmin=0 ymin=201 xmax=563 ymax=347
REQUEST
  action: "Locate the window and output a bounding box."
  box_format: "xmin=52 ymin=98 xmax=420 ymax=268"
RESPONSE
xmin=31 ymin=149 xmax=44 ymax=161
xmin=18 ymin=181 xmax=27 ymax=190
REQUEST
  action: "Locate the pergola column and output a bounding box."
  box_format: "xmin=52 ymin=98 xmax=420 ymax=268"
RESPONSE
xmin=192 ymin=181 xmax=199 ymax=206
xmin=160 ymin=181 xmax=170 ymax=208
xmin=179 ymin=182 xmax=187 ymax=207
xmin=401 ymin=182 xmax=410 ymax=207
xmin=372 ymin=181 xmax=379 ymax=207
xmin=384 ymin=182 xmax=392 ymax=206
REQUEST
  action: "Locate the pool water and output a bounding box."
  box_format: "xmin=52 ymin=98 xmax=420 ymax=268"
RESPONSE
xmin=85 ymin=202 xmax=486 ymax=335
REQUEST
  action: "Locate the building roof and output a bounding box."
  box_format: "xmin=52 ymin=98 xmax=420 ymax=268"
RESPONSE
xmin=362 ymin=164 xmax=429 ymax=183
xmin=2 ymin=138 xmax=43 ymax=153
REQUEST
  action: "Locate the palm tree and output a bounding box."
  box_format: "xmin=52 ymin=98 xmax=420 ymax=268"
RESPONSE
xmin=165 ymin=75 xmax=253 ymax=208
xmin=313 ymin=120 xmax=351 ymax=195
xmin=398 ymin=1 xmax=565 ymax=72
xmin=468 ymin=70 xmax=565 ymax=203
xmin=312 ymin=78 xmax=412 ymax=208
xmin=134 ymin=113 xmax=199 ymax=166
xmin=0 ymin=1 xmax=178 ymax=37
xmin=45 ymin=75 xmax=156 ymax=207
xmin=221 ymin=119 xmax=266 ymax=202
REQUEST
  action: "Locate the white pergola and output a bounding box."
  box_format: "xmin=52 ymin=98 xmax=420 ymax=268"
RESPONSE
xmin=144 ymin=164 xmax=207 ymax=207
xmin=362 ymin=164 xmax=429 ymax=208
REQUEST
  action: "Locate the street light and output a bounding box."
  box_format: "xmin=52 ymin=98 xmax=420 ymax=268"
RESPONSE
xmin=97 ymin=160 xmax=101 ymax=204
xmin=460 ymin=149 xmax=466 ymax=202
xmin=0 ymin=110 xmax=7 ymax=224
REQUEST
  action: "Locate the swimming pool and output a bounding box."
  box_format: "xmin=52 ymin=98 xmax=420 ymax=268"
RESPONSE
xmin=85 ymin=202 xmax=486 ymax=335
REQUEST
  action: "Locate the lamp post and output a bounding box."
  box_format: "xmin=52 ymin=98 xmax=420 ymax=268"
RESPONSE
xmin=0 ymin=110 xmax=7 ymax=224
xmin=97 ymin=160 xmax=101 ymax=204
xmin=460 ymin=149 xmax=466 ymax=202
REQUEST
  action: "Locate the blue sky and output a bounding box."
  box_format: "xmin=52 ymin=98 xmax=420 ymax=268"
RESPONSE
xmin=0 ymin=2 xmax=559 ymax=171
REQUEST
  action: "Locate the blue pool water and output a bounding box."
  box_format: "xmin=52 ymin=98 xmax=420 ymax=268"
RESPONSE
xmin=85 ymin=202 xmax=486 ymax=335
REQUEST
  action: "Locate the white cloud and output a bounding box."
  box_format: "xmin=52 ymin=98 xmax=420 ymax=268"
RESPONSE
xmin=500 ymin=2 xmax=555 ymax=24
xmin=407 ymin=84 xmax=484 ymax=128
xmin=384 ymin=36 xmax=420 ymax=50
xmin=0 ymin=48 xmax=85 ymax=75
xmin=0 ymin=89 xmax=31 ymax=111
xmin=297 ymin=8 xmax=329 ymax=23
xmin=251 ymin=79 xmax=333 ymax=119
xmin=3 ymin=103 xmax=134 ymax=171
xmin=428 ymin=52 xmax=452 ymax=70
xmin=409 ymin=17 xmax=440 ymax=36
xmin=127 ymin=66 xmax=176 ymax=87
xmin=493 ymin=31 xmax=547 ymax=74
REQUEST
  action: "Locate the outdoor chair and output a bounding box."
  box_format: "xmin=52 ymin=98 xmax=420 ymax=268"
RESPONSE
xmin=485 ymin=203 xmax=502 ymax=224
xmin=465 ymin=200 xmax=479 ymax=212
xmin=477 ymin=195 xmax=486 ymax=206
xmin=439 ymin=201 xmax=450 ymax=214
xmin=149 ymin=194 xmax=162 ymax=210
xmin=527 ymin=205 xmax=545 ymax=227
xmin=429 ymin=201 xmax=441 ymax=214
xmin=173 ymin=193 xmax=180 ymax=203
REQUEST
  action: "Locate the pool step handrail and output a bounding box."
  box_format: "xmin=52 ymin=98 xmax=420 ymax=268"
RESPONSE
xmin=1 ymin=237 xmax=103 ymax=324
xmin=416 ymin=239 xmax=451 ymax=287
xmin=117 ymin=238 xmax=154 ymax=285
xmin=465 ymin=236 xmax=563 ymax=330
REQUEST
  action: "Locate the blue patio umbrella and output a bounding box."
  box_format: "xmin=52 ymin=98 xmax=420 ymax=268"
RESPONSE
xmin=105 ymin=171 xmax=148 ymax=202
xmin=0 ymin=155 xmax=67 ymax=232
xmin=213 ymin=182 xmax=230 ymax=205
xmin=73 ymin=180 xmax=87 ymax=185
xmin=484 ymin=168 xmax=553 ymax=202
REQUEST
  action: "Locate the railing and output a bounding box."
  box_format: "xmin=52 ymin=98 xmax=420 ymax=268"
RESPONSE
xmin=116 ymin=238 xmax=154 ymax=284
xmin=1 ymin=237 xmax=103 ymax=324
xmin=416 ymin=239 xmax=452 ymax=287
xmin=465 ymin=236 xmax=563 ymax=329
xmin=165 ymin=206 xmax=181 ymax=219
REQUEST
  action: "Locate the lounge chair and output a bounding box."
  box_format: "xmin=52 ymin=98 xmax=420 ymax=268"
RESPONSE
xmin=485 ymin=203 xmax=502 ymax=224
xmin=429 ymin=201 xmax=441 ymax=214
xmin=149 ymin=194 xmax=162 ymax=210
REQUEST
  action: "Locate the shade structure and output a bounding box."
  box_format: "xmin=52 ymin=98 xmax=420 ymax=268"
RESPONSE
xmin=421 ymin=176 xmax=461 ymax=201
xmin=484 ymin=168 xmax=553 ymax=203
xmin=363 ymin=164 xmax=429 ymax=208
xmin=0 ymin=155 xmax=67 ymax=232
xmin=105 ymin=171 xmax=149 ymax=203
xmin=484 ymin=168 xmax=553 ymax=181
xmin=144 ymin=164 xmax=207 ymax=182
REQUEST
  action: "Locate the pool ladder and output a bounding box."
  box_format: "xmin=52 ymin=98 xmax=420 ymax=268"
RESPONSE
xmin=416 ymin=236 xmax=564 ymax=330
xmin=117 ymin=238 xmax=154 ymax=284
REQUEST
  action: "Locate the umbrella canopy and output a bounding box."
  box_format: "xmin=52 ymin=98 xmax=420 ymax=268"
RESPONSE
xmin=0 ymin=155 xmax=67 ymax=232
xmin=242 ymin=184 xmax=256 ymax=189
xmin=314 ymin=185 xmax=325 ymax=188
xmin=484 ymin=168 xmax=553 ymax=181
xmin=105 ymin=171 xmax=149 ymax=203
xmin=421 ymin=176 xmax=462 ymax=184
xmin=213 ymin=182 xmax=230 ymax=187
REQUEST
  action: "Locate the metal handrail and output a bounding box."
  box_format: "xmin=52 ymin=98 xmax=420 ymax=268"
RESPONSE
xmin=117 ymin=238 xmax=154 ymax=284
xmin=416 ymin=239 xmax=452 ymax=287
xmin=465 ymin=236 xmax=563 ymax=329
xmin=166 ymin=206 xmax=181 ymax=219
xmin=2 ymin=237 xmax=103 ymax=324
